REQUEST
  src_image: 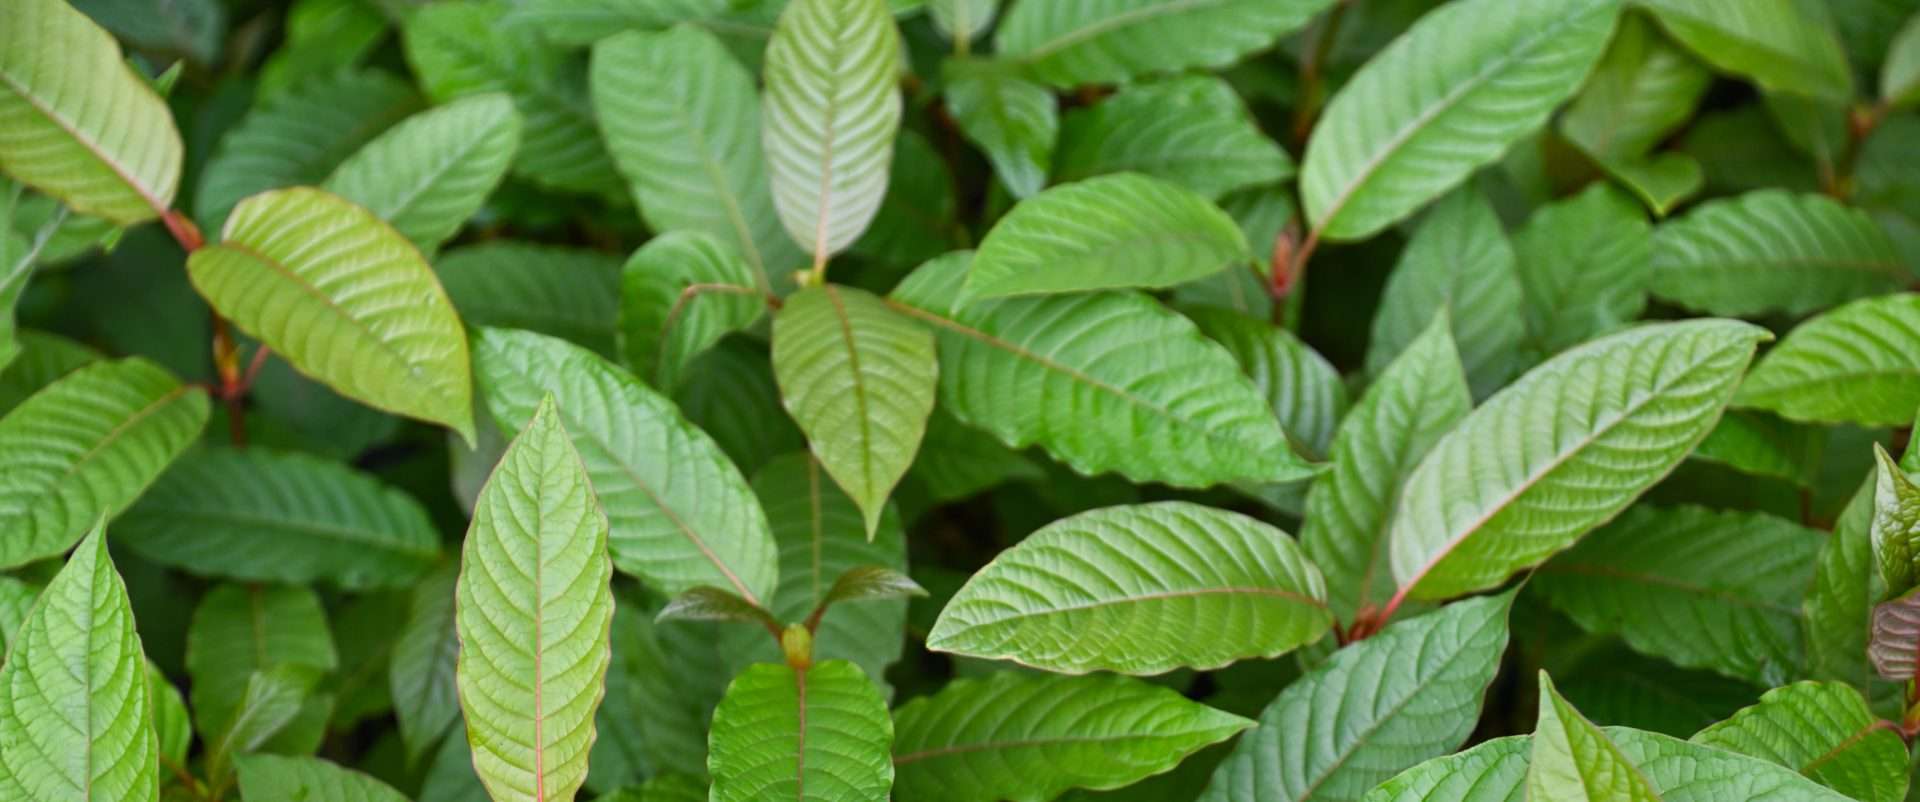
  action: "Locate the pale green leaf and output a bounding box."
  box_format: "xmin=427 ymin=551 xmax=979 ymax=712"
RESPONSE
xmin=1529 ymin=674 xmax=1664 ymax=802
xmin=236 ymin=755 xmax=410 ymax=802
xmin=1365 ymin=187 xmax=1525 ymax=398
xmin=0 ymin=525 xmax=155 ymax=802
xmin=1870 ymin=589 xmax=1920 ymax=679
xmin=114 ymin=447 xmax=440 ymax=590
xmin=890 ymin=251 xmax=1316 ymax=487
xmin=928 ymin=0 xmax=997 ymax=41
xmin=967 ymin=173 xmax=1249 ymax=298
xmin=472 ymin=327 xmax=779 ymax=603
xmin=435 ymin=242 xmax=621 ymax=359
xmin=1200 ymin=591 xmax=1514 ymax=802
xmin=392 ymin=566 xmax=461 ymax=763
xmin=1637 ymin=0 xmax=1853 ymax=103
xmin=893 ymin=671 xmax=1251 ymax=802
xmin=1690 ymin=411 xmax=1824 ymax=486
xmin=1872 ymin=445 xmax=1920 ymax=596
xmin=994 ymin=0 xmax=1336 ymax=88
xmin=1535 ymin=505 xmax=1822 ymax=685
xmin=0 ymin=0 xmax=183 ymax=225
xmin=1304 ymin=314 xmax=1471 ymax=621
xmin=943 ymin=62 xmax=1056 ymax=200
xmin=772 ymin=284 xmax=935 ymax=536
xmin=927 ymin=501 xmax=1332 ymax=674
xmin=1054 ymin=76 xmax=1293 ymax=200
xmin=1512 ymin=183 xmax=1652 ymax=355
xmin=324 ymin=92 xmax=522 ymax=254
xmin=1735 ymin=293 xmax=1920 ymax=426
xmin=1885 ymin=12 xmax=1920 ymax=106
xmin=1650 ymin=190 xmax=1905 ymax=317
xmin=1302 ymin=0 xmax=1621 ymax=240
xmin=187 ymin=584 xmax=336 ymax=755
xmin=851 ymin=129 xmax=961 ymax=270
xmin=618 ymin=231 xmax=764 ymax=389
xmin=188 ymin=187 xmax=475 ymax=441
xmin=1692 ymin=681 xmax=1911 ymax=802
xmin=456 ymin=397 xmax=614 ymax=802
xmin=590 ymin=26 xmax=801 ymax=284
xmin=707 ymin=661 xmax=892 ymax=802
xmin=761 ymin=0 xmax=902 ymax=262
xmin=0 ymin=357 xmax=208 ymax=569
xmin=1189 ymin=307 xmax=1346 ymax=459
xmin=1389 ymin=319 xmax=1769 ymax=602
xmin=1561 ymin=14 xmax=1713 ymax=165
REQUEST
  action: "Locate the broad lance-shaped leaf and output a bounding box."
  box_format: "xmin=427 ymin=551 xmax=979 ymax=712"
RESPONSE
xmin=1301 ymin=0 xmax=1621 ymax=241
xmin=618 ymin=231 xmax=764 ymax=389
xmin=1512 ymin=183 xmax=1651 ymax=356
xmin=591 ymin=26 xmax=801 ymax=285
xmin=391 ymin=565 xmax=460 ymax=763
xmin=942 ymin=62 xmax=1056 ymax=200
xmin=0 ymin=0 xmax=183 ymax=224
xmin=0 ymin=357 xmax=208 ymax=568
xmin=237 ymin=755 xmax=410 ymax=802
xmin=187 ymin=584 xmax=337 ymax=755
xmin=1388 ymin=319 xmax=1769 ymax=602
xmin=707 ymin=661 xmax=893 ymax=802
xmin=762 ymin=0 xmax=902 ymax=264
xmin=1199 ymin=591 xmax=1513 ymax=802
xmin=1691 ymin=411 xmax=1823 ymax=487
xmin=1734 ymin=293 xmax=1920 ymax=427
xmin=890 ymin=252 xmax=1315 ymax=487
xmin=1872 ymin=445 xmax=1920 ymax=596
xmin=1190 ymin=307 xmax=1346 ymax=460
xmin=436 ymin=242 xmax=621 ymax=359
xmin=1871 ymin=588 xmax=1920 ymax=680
xmin=965 ymin=173 xmax=1248 ymax=299
xmin=0 ymin=525 xmax=155 ymax=802
xmin=893 ymin=671 xmax=1252 ymax=802
xmin=772 ymin=285 xmax=935 ymax=536
xmin=1637 ymin=0 xmax=1852 ymax=104
xmin=114 ymin=447 xmax=440 ymax=591
xmin=1806 ymin=480 xmax=1906 ymax=713
xmin=1303 ymin=314 xmax=1471 ymax=621
xmin=1364 ymin=187 xmax=1524 ymax=399
xmin=927 ymin=501 xmax=1331 ymax=674
xmin=1529 ymin=674 xmax=1663 ymax=802
xmin=187 ymin=187 xmax=475 ymax=441
xmin=1053 ymin=76 xmax=1293 ymax=200
xmin=323 ymin=92 xmax=522 ymax=254
xmin=1650 ymin=190 xmax=1904 ymax=317
xmin=456 ymin=396 xmax=614 ymax=802
xmin=472 ymin=327 xmax=778 ymax=606
xmin=994 ymin=0 xmax=1335 ymax=88
xmin=1692 ymin=682 xmax=1910 ymax=802
xmin=1560 ymin=14 xmax=1711 ymax=166
xmin=1535 ymin=505 xmax=1821 ymax=686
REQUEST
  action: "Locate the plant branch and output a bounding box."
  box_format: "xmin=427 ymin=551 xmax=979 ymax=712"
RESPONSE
xmin=159 ymin=209 xmax=265 ymax=445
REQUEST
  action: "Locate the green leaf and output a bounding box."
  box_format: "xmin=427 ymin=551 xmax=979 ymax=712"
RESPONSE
xmin=1304 ymin=314 xmax=1471 ymax=621
xmin=114 ymin=447 xmax=439 ymax=590
xmin=456 ymin=396 xmax=614 ymax=802
xmin=1529 ymin=674 xmax=1663 ymax=802
xmin=1561 ymin=14 xmax=1713 ymax=165
xmin=1389 ymin=319 xmax=1769 ymax=602
xmin=994 ymin=0 xmax=1336 ymax=88
xmin=761 ymin=0 xmax=902 ymax=264
xmin=188 ymin=187 xmax=475 ymax=441
xmin=1886 ymin=12 xmax=1920 ymax=106
xmin=435 ymin=242 xmax=621 ymax=359
xmin=323 ymin=92 xmax=522 ymax=254
xmin=820 ymin=565 xmax=924 ymax=606
xmin=472 ymin=327 xmax=779 ymax=604
xmin=1873 ymin=445 xmax=1920 ymax=596
xmin=148 ymin=659 xmax=190 ymax=774
xmin=1601 ymin=153 xmax=1705 ymax=218
xmin=1637 ymin=0 xmax=1853 ymax=103
xmin=1512 ymin=183 xmax=1652 ymax=355
xmin=627 ymin=608 xmax=731 ymax=775
xmin=910 ymin=410 xmax=1044 ymax=504
xmin=236 ymin=754 xmax=410 ymax=802
xmin=894 ymin=671 xmax=1251 ymax=802
xmin=1301 ymin=0 xmax=1621 ymax=241
xmin=891 ymin=251 xmax=1315 ymax=487
xmin=1735 ymin=293 xmax=1920 ymax=427
xmin=194 ymin=70 xmax=421 ymax=230
xmin=1692 ymin=681 xmax=1911 ymax=802
xmin=1200 ymin=591 xmax=1514 ymax=802
xmin=1690 ymin=411 xmax=1824 ymax=486
xmin=392 ymin=566 xmax=461 ymax=764
xmin=1870 ymin=589 xmax=1920 ymax=680
xmin=1189 ymin=307 xmax=1347 ymax=460
xmin=1650 ymin=190 xmax=1905 ymax=317
xmin=1365 ymin=188 xmax=1525 ymax=399
xmin=1053 ymin=76 xmax=1292 ymax=200
xmin=674 ymin=339 xmax=805 ymax=477
xmin=1535 ymin=505 xmax=1823 ymax=685
xmin=401 ymin=2 xmax=620 ymax=196
xmin=707 ymin=661 xmax=893 ymax=802
xmin=851 ymin=129 xmax=961 ymax=270
xmin=187 ymin=584 xmax=336 ymax=756
xmin=0 ymin=0 xmax=182 ymax=225
xmin=928 ymin=0 xmax=997 ymax=41
xmin=928 ymin=501 xmax=1332 ymax=674
xmin=590 ymin=26 xmax=801 ymax=284
xmin=0 ymin=525 xmax=155 ymax=802
xmin=772 ymin=285 xmax=936 ymax=536
xmin=203 ymin=666 xmax=326 ymax=788
xmin=0 ymin=329 xmax=98 ymax=415
xmin=942 ymin=62 xmax=1057 ymax=200
xmin=254 ymin=0 xmax=388 ymax=100
xmin=618 ymin=231 xmax=765 ymax=389
xmin=0 ymin=357 xmax=208 ymax=569
xmin=659 ymin=587 xmax=782 ymax=630
xmin=965 ymin=173 xmax=1249 ymax=298
xmin=1807 ymin=483 xmax=1904 ymax=710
